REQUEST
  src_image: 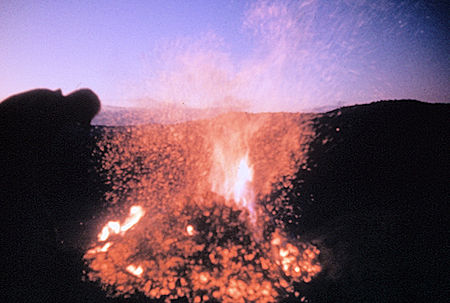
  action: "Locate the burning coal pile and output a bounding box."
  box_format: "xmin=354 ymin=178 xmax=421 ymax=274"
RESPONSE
xmin=84 ymin=112 xmax=321 ymax=302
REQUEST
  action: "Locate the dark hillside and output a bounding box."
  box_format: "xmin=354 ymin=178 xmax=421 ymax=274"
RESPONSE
xmin=276 ymin=100 xmax=450 ymax=302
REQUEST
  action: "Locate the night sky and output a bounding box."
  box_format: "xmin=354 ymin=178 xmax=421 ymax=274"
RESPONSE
xmin=1 ymin=0 xmax=448 ymax=112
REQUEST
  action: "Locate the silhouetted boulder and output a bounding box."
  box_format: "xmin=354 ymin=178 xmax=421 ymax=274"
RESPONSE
xmin=0 ymin=88 xmax=100 ymax=129
xmin=0 ymin=89 xmax=103 ymax=302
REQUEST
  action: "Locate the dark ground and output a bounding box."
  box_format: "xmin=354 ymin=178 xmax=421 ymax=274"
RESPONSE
xmin=1 ymin=91 xmax=448 ymax=302
xmin=278 ymin=100 xmax=449 ymax=302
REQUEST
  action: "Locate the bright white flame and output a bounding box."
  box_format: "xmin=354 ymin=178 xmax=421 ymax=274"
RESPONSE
xmin=98 ymin=221 xmax=121 ymax=241
xmin=210 ymin=144 xmax=255 ymax=216
xmin=231 ymin=155 xmax=255 ymax=217
xmin=234 ymin=157 xmax=253 ymax=204
xmin=99 ymin=226 xmax=111 ymax=242
xmin=126 ymin=264 xmax=143 ymax=277
xmin=108 ymin=221 xmax=121 ymax=233
xmin=87 ymin=242 xmax=113 ymax=254
xmin=121 ymin=206 xmax=145 ymax=232
xmin=186 ymin=225 xmax=195 ymax=236
xmin=97 ymin=205 xmax=145 ymax=243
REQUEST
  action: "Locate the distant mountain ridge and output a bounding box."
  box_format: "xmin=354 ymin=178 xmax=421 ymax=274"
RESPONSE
xmin=92 ymin=103 xmax=241 ymax=126
xmin=93 ymin=100 xmax=438 ymax=126
xmin=92 ymin=98 xmax=351 ymax=126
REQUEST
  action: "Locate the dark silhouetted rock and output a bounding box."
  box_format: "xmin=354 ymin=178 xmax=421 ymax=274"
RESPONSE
xmin=0 ymin=89 xmax=103 ymax=302
xmin=275 ymin=100 xmax=449 ymax=302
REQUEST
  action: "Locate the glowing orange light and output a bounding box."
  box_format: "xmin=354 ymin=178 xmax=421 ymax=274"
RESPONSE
xmin=121 ymin=205 xmax=145 ymax=232
xmin=84 ymin=112 xmax=322 ymax=302
xmin=126 ymin=264 xmax=143 ymax=277
xmin=86 ymin=242 xmax=112 ymax=254
xmin=271 ymin=237 xmax=281 ymax=246
xmin=233 ymin=156 xmax=253 ymax=204
xmin=186 ymin=225 xmax=195 ymax=236
xmin=199 ymin=273 xmax=208 ymax=283
xmin=99 ymin=226 xmax=111 ymax=242
xmin=97 ymin=205 xmax=145 ymax=243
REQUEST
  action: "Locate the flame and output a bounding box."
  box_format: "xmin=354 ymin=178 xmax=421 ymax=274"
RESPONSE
xmin=89 ymin=205 xmax=145 ymax=253
xmin=126 ymin=264 xmax=143 ymax=277
xmin=84 ymin=112 xmax=321 ymax=302
xmin=186 ymin=224 xmax=195 ymax=236
xmin=85 ymin=201 xmax=321 ymax=303
xmin=210 ymin=148 xmax=255 ymax=215
xmin=234 ymin=156 xmax=253 ymax=206
xmin=86 ymin=242 xmax=112 ymax=255
xmin=99 ymin=205 xmax=144 ymax=242
xmin=120 ymin=205 xmax=145 ymax=232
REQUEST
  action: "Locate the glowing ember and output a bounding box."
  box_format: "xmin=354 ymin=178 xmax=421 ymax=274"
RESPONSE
xmin=84 ymin=112 xmax=319 ymax=302
xmin=271 ymin=231 xmax=321 ymax=282
xmin=88 ymin=205 xmax=145 ymax=254
xmin=120 ymin=205 xmax=145 ymax=232
xmin=186 ymin=225 xmax=195 ymax=236
xmin=99 ymin=221 xmax=120 ymax=241
xmin=86 ymin=242 xmax=112 ymax=255
xmin=126 ymin=264 xmax=144 ymax=277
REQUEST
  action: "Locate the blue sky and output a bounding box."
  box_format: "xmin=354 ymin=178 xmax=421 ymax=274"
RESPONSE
xmin=1 ymin=0 xmax=448 ymax=111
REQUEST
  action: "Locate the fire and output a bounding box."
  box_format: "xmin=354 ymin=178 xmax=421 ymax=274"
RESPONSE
xmin=186 ymin=224 xmax=195 ymax=236
xmin=99 ymin=221 xmax=120 ymax=241
xmin=233 ymin=155 xmax=253 ymax=207
xmin=99 ymin=205 xmax=144 ymax=242
xmin=86 ymin=242 xmax=112 ymax=254
xmin=87 ymin=205 xmax=145 ymax=254
xmin=126 ymin=264 xmax=144 ymax=277
xmin=120 ymin=205 xmax=145 ymax=232
xmin=210 ymin=147 xmax=255 ymax=216
xmin=85 ymin=199 xmax=321 ymax=302
xmin=84 ymin=112 xmax=321 ymax=302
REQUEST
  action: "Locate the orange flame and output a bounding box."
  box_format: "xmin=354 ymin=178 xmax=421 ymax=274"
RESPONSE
xmin=86 ymin=242 xmax=112 ymax=255
xmin=89 ymin=205 xmax=145 ymax=253
xmin=210 ymin=148 xmax=255 ymax=215
xmin=126 ymin=264 xmax=144 ymax=277
xmin=186 ymin=224 xmax=195 ymax=236
xmin=233 ymin=155 xmax=253 ymax=207
xmin=84 ymin=112 xmax=321 ymax=302
xmin=120 ymin=205 xmax=145 ymax=232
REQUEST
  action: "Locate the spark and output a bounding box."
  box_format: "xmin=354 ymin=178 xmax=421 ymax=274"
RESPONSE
xmin=186 ymin=225 xmax=195 ymax=236
xmin=126 ymin=264 xmax=143 ymax=277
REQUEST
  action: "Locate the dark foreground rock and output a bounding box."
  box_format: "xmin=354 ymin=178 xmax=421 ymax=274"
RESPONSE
xmin=0 ymin=89 xmax=104 ymax=302
xmin=278 ymin=100 xmax=449 ymax=302
xmin=0 ymin=91 xmax=448 ymax=303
